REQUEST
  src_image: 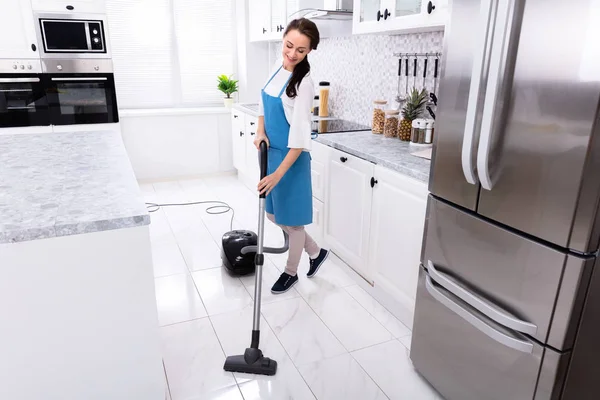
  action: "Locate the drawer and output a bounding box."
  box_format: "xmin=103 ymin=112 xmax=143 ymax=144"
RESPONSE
xmin=411 ymin=266 xmax=570 ymax=400
xmin=421 ymin=196 xmax=593 ymax=350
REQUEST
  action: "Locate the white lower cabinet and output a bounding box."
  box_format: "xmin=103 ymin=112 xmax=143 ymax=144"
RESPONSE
xmin=244 ymin=115 xmax=260 ymax=183
xmin=324 ymin=148 xmax=375 ymax=283
xmin=306 ymin=197 xmax=325 ymax=245
xmin=368 ymin=165 xmax=428 ymax=308
xmin=231 ymin=111 xmax=246 ymax=172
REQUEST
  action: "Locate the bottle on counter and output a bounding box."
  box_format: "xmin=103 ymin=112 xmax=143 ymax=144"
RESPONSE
xmin=384 ymin=110 xmax=400 ymax=138
xmin=312 ymin=95 xmax=320 ymax=116
xmin=424 ymin=120 xmax=434 ymax=144
xmin=372 ymin=100 xmax=387 ymax=134
xmin=318 ymin=81 xmax=330 ymax=117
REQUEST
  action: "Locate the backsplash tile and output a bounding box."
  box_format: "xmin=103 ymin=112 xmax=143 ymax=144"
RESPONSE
xmin=269 ymin=31 xmax=444 ymax=126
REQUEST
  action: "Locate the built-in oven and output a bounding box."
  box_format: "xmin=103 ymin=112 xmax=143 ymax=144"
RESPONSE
xmin=0 ymin=60 xmax=50 ymax=128
xmin=35 ymin=13 xmax=110 ymax=59
xmin=42 ymin=59 xmax=118 ymax=126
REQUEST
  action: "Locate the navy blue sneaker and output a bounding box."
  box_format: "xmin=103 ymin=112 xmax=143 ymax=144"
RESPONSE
xmin=307 ymin=249 xmax=329 ymax=278
xmin=271 ymin=272 xmax=298 ymax=294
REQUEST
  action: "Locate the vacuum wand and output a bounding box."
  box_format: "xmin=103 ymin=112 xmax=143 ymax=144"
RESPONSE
xmin=223 ymin=139 xmax=281 ymax=376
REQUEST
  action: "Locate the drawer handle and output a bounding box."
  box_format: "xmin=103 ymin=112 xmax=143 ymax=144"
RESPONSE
xmin=425 ymin=275 xmax=534 ymax=354
xmin=340 ymin=156 xmax=347 ymax=162
xmin=427 ymin=261 xmax=538 ymax=336
xmin=250 ymin=122 xmax=255 ymax=125
xmin=234 ymin=114 xmax=238 ymax=118
xmin=250 ymin=131 xmax=255 ymax=136
xmin=239 ymin=131 xmax=244 ymax=137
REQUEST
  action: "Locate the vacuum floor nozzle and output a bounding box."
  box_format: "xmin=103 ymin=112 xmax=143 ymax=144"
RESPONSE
xmin=223 ymin=347 xmax=277 ymax=376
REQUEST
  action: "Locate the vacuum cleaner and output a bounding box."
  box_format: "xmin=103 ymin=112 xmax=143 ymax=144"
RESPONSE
xmin=222 ymin=140 xmax=289 ymax=376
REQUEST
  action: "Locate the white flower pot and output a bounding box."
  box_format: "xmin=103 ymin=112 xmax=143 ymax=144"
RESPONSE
xmin=223 ymin=98 xmax=234 ymax=108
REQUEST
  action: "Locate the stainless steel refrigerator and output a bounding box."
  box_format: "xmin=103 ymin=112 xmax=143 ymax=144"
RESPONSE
xmin=410 ymin=0 xmax=600 ymax=399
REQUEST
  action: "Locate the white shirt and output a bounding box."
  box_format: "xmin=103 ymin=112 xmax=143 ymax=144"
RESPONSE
xmin=258 ymin=60 xmax=314 ymax=151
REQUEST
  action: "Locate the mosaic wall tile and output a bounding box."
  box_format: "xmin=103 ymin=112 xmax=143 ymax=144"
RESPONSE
xmin=269 ymin=30 xmax=444 ymax=126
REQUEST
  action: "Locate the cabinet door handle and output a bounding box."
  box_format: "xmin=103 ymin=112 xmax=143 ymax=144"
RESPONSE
xmin=370 ymin=177 xmax=378 ymax=188
xmin=233 ymin=114 xmax=238 ymax=118
xmin=377 ymin=10 xmax=382 ymax=21
xmin=66 ymin=5 xmax=74 ymax=10
xmin=263 ymin=27 xmax=267 ymax=34
xmin=250 ymin=122 xmax=255 ymax=125
xmin=279 ymin=24 xmax=284 ymax=31
xmin=31 ymin=44 xmax=37 ymax=52
xmin=384 ymin=9 xmax=390 ymax=19
xmin=340 ymin=156 xmax=348 ymax=163
xmin=240 ymin=131 xmax=244 ymax=136
xmin=250 ymin=132 xmax=256 ymax=135
xmin=427 ymin=1 xmax=436 ymax=14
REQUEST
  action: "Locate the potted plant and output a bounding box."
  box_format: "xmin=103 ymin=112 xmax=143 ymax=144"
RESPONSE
xmin=217 ymin=74 xmax=239 ymax=108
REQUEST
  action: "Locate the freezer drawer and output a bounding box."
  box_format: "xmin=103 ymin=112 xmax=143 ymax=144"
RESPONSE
xmin=421 ymin=196 xmax=593 ymax=350
xmin=411 ymin=267 xmax=571 ymax=400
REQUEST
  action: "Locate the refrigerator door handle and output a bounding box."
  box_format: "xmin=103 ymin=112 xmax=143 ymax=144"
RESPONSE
xmin=477 ymin=0 xmax=519 ymax=190
xmin=461 ymin=0 xmax=497 ymax=185
xmin=425 ymin=275 xmax=534 ymax=354
xmin=428 ymin=261 xmax=538 ymax=336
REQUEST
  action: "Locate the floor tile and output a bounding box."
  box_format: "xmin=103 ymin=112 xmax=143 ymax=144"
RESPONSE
xmin=239 ymin=260 xmax=300 ymax=305
xmin=352 ymin=340 xmax=439 ymax=400
xmin=176 ymin=227 xmax=224 ymax=271
xmin=151 ymin=237 xmax=189 ymax=278
xmin=302 ymin=288 xmax=393 ymax=352
xmin=155 ymin=273 xmax=207 ymax=326
xmin=398 ymin=335 xmax=412 ymax=351
xmin=299 ymin=353 xmax=388 ymax=400
xmin=189 ymin=385 xmax=244 ymax=400
xmin=210 ymin=306 xmax=315 ymax=400
xmin=192 ymin=268 xmax=253 ymax=316
xmin=345 ymin=285 xmax=411 ymax=338
xmin=261 ymin=297 xmax=346 ymax=366
xmin=149 ymin=209 xmax=176 ymax=244
xmin=161 ymin=318 xmax=236 ymax=400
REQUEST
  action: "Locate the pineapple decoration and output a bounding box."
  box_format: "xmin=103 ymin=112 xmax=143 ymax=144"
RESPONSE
xmin=399 ymin=88 xmax=428 ymax=141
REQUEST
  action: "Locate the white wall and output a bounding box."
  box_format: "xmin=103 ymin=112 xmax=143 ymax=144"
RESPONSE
xmin=119 ymin=109 xmax=233 ymax=182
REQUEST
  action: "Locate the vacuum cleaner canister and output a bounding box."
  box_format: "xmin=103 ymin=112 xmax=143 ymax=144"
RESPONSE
xmin=221 ymin=230 xmax=258 ymax=275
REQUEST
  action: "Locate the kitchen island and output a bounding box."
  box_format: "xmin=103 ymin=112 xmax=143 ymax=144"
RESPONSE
xmin=0 ymin=131 xmax=164 ymax=400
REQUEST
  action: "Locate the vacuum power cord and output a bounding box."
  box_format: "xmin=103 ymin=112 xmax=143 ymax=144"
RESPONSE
xmin=145 ymin=200 xmax=235 ymax=231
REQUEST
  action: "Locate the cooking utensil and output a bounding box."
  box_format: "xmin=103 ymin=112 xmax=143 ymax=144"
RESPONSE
xmin=422 ymin=55 xmax=428 ymax=92
xmin=395 ymin=56 xmax=407 ymax=108
xmin=429 ymin=56 xmax=439 ymax=106
xmin=413 ymin=56 xmax=418 ymax=91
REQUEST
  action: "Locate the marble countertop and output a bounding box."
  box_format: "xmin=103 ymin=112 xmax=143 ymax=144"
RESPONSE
xmin=315 ymin=131 xmax=432 ymax=184
xmin=0 ymin=130 xmax=150 ymax=244
xmin=232 ymin=103 xmax=339 ymax=121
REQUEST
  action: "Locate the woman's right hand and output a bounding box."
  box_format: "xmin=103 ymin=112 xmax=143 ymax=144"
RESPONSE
xmin=254 ymin=131 xmax=269 ymax=149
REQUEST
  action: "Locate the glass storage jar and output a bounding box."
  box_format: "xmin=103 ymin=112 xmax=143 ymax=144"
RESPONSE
xmin=411 ymin=119 xmax=425 ymax=143
xmin=318 ymin=81 xmax=330 ymax=117
xmin=372 ymin=100 xmax=387 ymax=134
xmin=384 ymin=110 xmax=400 ymax=138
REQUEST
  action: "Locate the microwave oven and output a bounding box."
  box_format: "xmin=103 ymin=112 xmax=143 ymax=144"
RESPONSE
xmin=34 ymin=13 xmax=110 ymax=59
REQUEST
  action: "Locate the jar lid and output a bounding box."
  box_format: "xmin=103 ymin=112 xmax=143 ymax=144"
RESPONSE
xmin=373 ymin=100 xmax=387 ymax=104
xmin=385 ymin=109 xmax=400 ymax=115
xmin=319 ymin=81 xmax=330 ymax=86
xmin=314 ymin=95 xmax=319 ymax=99
xmin=412 ymin=120 xmax=421 ymax=128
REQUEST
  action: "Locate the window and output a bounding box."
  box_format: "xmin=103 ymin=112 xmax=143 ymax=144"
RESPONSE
xmin=106 ymin=0 xmax=235 ymax=109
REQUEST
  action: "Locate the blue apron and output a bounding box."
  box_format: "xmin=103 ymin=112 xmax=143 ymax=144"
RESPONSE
xmin=261 ymin=66 xmax=313 ymax=227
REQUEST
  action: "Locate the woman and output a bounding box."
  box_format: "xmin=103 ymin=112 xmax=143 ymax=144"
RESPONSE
xmin=254 ymin=18 xmax=329 ymax=294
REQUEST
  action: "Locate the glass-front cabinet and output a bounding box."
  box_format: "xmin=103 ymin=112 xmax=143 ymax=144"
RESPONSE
xmin=353 ymin=0 xmax=449 ymax=35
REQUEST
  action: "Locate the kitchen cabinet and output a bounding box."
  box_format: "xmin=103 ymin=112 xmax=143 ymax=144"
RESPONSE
xmin=0 ymin=0 xmax=39 ymax=60
xmin=324 ymin=148 xmax=375 ymax=282
xmin=307 ymin=197 xmax=325 ymax=244
xmin=31 ymin=0 xmax=106 ymax=14
xmin=231 ymin=111 xmax=246 ymax=172
xmin=244 ymin=115 xmax=260 ymax=182
xmin=368 ymin=164 xmax=427 ymax=307
xmin=353 ymin=0 xmax=449 ymax=35
xmin=249 ymin=0 xmax=323 ymax=42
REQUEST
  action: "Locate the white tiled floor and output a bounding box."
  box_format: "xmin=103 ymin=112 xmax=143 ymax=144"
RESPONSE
xmin=142 ymin=175 xmax=442 ymax=400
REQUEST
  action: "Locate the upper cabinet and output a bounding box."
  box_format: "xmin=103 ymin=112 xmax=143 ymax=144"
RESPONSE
xmin=353 ymin=0 xmax=449 ymax=35
xmin=31 ymin=0 xmax=106 ymax=14
xmin=0 ymin=0 xmax=39 ymax=60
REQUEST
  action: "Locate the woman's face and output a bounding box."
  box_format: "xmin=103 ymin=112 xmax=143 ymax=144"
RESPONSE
xmin=282 ymin=29 xmax=311 ymax=70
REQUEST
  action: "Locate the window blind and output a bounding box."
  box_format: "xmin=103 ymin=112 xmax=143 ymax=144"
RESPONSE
xmin=105 ymin=0 xmax=235 ymax=108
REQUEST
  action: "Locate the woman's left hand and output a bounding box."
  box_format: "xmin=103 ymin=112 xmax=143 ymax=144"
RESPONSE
xmin=258 ymin=171 xmax=282 ymax=195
